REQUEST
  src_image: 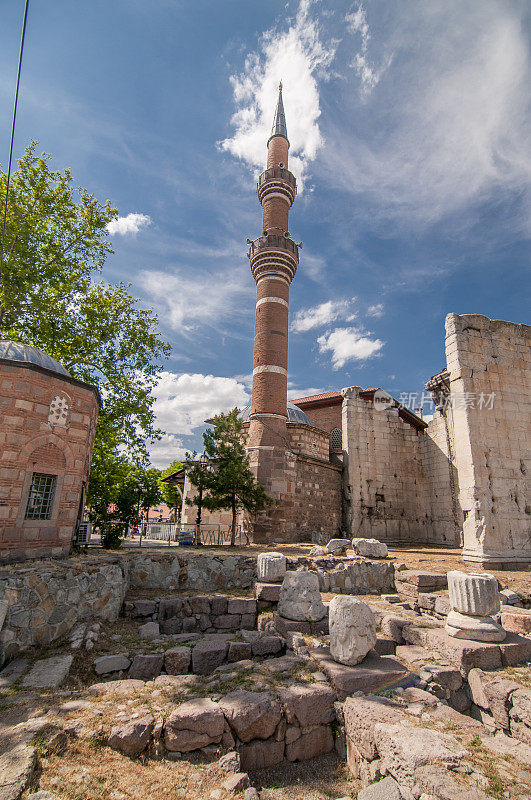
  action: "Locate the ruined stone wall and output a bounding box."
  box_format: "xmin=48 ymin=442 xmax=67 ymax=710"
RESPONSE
xmin=342 ymin=387 xmax=435 ymax=543
xmin=420 ymin=410 xmax=461 ymax=545
xmin=444 ymin=313 xmax=531 ymax=567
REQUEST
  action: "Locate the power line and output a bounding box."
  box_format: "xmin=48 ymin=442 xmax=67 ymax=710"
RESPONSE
xmin=0 ymin=0 xmax=30 ymax=284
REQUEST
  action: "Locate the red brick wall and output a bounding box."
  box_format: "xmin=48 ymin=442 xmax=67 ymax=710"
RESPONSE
xmin=0 ymin=361 xmax=99 ymax=562
xmin=294 ymin=401 xmax=342 ymax=436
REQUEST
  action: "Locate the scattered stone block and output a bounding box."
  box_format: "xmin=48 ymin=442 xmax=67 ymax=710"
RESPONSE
xmin=357 ymin=776 xmax=403 ymax=800
xmin=192 ymin=638 xmax=228 ymax=675
xmin=21 ymin=655 xmax=73 ymax=689
xmin=257 ymin=552 xmax=287 ymax=583
xmin=277 ymin=683 xmax=335 ymax=727
xmin=344 ymin=696 xmax=400 ymax=760
xmin=138 ymin=621 xmax=160 ymax=639
xmin=158 ymin=597 xmax=183 ymax=619
xmin=164 ymin=698 xmax=225 ymax=752
xmin=218 ymin=690 xmax=282 ymax=742
xmin=211 ymin=596 xmax=228 ymax=615
xmin=227 ymin=598 xmax=256 ymax=615
xmin=223 ymin=773 xmax=250 ymax=793
xmin=445 ymin=609 xmax=505 ymax=642
xmin=254 ymin=583 xmax=281 ymax=603
xmin=309 ymin=546 xmax=326 ymax=556
xmin=351 ymin=538 xmax=388 ymax=558
xmin=329 ymin=596 xmax=377 ymax=666
xmin=93 ymin=654 xmax=131 ymax=675
xmin=132 ymin=600 xmax=157 ymax=617
xmin=374 ymin=638 xmax=396 ymax=656
xmin=498 ymin=631 xmax=531 ymax=666
xmin=273 ymin=612 xmax=329 ymax=636
xmin=228 ymin=641 xmax=252 ymax=662
xmin=380 ymin=614 xmax=409 ymax=644
xmin=0 ymin=658 xmax=28 ymax=688
xmin=278 ymin=571 xmax=326 ymax=622
xmin=218 ymin=751 xmax=240 ymax=773
xmin=128 ymin=653 xmax=164 ymax=681
xmin=0 ymin=744 xmax=37 ymax=800
xmin=89 ymin=678 xmax=145 ymax=695
xmin=501 ymin=608 xmax=531 ymax=635
xmin=499 ymin=588 xmax=520 ymax=605
xmin=325 ymin=538 xmax=351 ymax=555
xmin=374 ymin=721 xmax=466 ymax=787
xmin=381 ymin=594 xmax=400 ymax=604
xmin=213 ymin=614 xmax=240 ymax=630
xmin=164 ymin=646 xmax=191 ymax=675
xmin=395 ymin=571 xmax=447 ymax=599
xmin=401 ymin=624 xmax=504 ymax=675
xmin=251 ymin=635 xmax=282 ymax=657
xmin=239 ymin=739 xmax=284 ymax=771
xmin=310 ymin=648 xmax=409 ymax=700
xmin=108 ymin=716 xmax=154 ymax=756
xmin=160 ymin=618 xmax=183 ymax=635
xmin=286 ymin=725 xmax=334 ymax=761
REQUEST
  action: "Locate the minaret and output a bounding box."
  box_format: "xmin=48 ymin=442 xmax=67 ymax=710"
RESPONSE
xmin=247 ymin=83 xmax=299 ymax=542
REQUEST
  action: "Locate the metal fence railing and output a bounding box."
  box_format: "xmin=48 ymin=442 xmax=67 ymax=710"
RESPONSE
xmin=83 ymin=520 xmax=249 ymax=548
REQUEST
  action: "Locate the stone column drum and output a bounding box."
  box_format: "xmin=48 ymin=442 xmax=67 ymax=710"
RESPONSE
xmin=445 ymin=571 xmax=505 ymax=642
xmin=257 ymin=552 xmax=287 ymax=583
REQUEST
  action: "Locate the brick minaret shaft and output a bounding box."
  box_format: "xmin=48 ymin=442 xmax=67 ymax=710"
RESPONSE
xmin=247 ymin=83 xmax=299 ymax=541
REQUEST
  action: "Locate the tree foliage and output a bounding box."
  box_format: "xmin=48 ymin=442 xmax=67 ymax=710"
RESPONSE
xmin=0 ymin=143 xmax=171 ymax=496
xmin=189 ymin=409 xmax=271 ymax=545
xmin=159 ymin=460 xmax=184 ymax=516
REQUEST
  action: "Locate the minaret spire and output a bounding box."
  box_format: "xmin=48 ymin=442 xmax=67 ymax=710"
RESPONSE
xmin=246 ymin=83 xmax=299 ymax=543
xmin=268 ymin=81 xmax=289 ymax=146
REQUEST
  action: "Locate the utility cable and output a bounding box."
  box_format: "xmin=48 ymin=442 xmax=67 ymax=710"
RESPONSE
xmin=0 ymin=0 xmax=30 ymax=284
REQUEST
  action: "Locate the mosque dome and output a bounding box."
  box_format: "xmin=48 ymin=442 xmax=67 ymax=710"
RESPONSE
xmin=239 ymin=402 xmax=312 ymax=426
xmin=0 ymin=340 xmax=70 ymax=377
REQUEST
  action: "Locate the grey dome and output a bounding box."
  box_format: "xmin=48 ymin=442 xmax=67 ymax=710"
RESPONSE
xmin=0 ymin=340 xmax=70 ymax=377
xmin=239 ymin=402 xmax=311 ymax=426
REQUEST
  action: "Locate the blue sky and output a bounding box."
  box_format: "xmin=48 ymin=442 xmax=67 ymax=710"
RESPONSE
xmin=1 ymin=0 xmax=530 ymax=466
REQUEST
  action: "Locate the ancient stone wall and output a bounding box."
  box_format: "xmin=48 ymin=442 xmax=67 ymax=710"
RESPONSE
xmin=420 ymin=411 xmax=461 ymax=545
xmin=294 ymin=401 xmax=342 ymax=436
xmin=342 ymin=387 xmax=435 ymax=543
xmin=444 ymin=313 xmax=531 ymax=567
xmin=0 ymin=359 xmax=99 ymax=562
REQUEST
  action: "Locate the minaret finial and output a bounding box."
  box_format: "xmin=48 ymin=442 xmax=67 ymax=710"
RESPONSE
xmin=268 ymin=81 xmax=289 ymax=146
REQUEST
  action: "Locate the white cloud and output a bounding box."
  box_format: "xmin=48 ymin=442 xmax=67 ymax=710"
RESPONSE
xmin=153 ymin=371 xmax=250 ymax=437
xmin=139 ymin=256 xmax=253 ymax=334
xmin=327 ymin=1 xmax=531 ymax=230
xmin=148 ymin=434 xmax=188 ymax=469
xmin=106 ymin=212 xmax=151 ymax=236
xmin=317 ymin=326 xmax=384 ymax=369
xmin=219 ymin=0 xmax=337 ymax=189
xmin=346 ymin=2 xmax=392 ymax=96
xmin=291 ymin=299 xmax=356 ymax=333
xmin=367 ymin=303 xmax=384 ymax=318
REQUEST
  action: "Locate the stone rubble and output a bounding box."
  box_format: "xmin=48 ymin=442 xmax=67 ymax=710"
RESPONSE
xmin=351 ymin=538 xmax=389 ymax=559
xmin=256 ymin=552 xmax=286 ymax=583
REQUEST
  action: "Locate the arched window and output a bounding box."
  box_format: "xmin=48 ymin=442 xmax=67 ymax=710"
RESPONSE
xmin=330 ymin=428 xmax=342 ymax=451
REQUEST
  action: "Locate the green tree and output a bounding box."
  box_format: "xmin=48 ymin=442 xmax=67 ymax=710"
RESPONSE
xmin=199 ymin=409 xmax=271 ymax=546
xmin=115 ymin=466 xmax=162 ymax=527
xmin=0 ymin=143 xmax=170 ymax=479
xmin=159 ymin=460 xmax=184 ymax=519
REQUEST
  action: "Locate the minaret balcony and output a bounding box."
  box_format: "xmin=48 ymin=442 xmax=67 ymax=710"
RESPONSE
xmin=248 ymin=234 xmax=299 ymax=284
xmin=257 ymin=166 xmax=297 ymax=206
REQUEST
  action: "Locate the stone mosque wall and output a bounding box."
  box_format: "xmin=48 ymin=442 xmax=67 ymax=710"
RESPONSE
xmin=445 ymin=313 xmax=531 ymax=567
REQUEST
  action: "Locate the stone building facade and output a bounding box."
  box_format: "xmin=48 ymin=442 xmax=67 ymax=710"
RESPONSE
xmin=0 ymin=341 xmax=99 ymax=563
xmin=181 ymin=84 xmax=530 ymax=567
